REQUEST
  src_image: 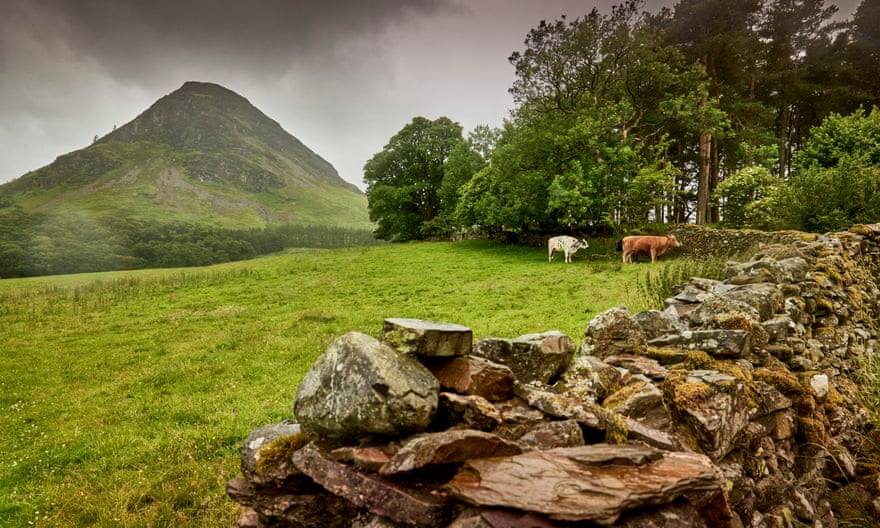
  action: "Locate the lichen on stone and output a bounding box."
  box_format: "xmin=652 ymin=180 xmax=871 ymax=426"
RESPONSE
xmin=255 ymin=431 xmax=314 ymax=474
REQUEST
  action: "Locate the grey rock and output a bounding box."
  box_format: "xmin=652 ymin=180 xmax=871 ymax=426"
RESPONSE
xmin=381 ymin=318 xmax=472 ymax=357
xmin=294 ymin=332 xmax=439 ymax=441
xmin=473 ymin=331 xmax=573 ymax=385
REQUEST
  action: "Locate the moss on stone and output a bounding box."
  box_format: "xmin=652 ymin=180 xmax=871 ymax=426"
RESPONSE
xmin=381 ymin=328 xmax=416 ymax=354
xmin=713 ymin=312 xmax=770 ymax=347
xmin=602 ymin=379 xmax=651 ymax=410
xmin=255 ymin=432 xmax=314 ymax=474
xmin=643 ymin=346 xmax=688 ymax=366
xmin=797 ymin=416 xmax=828 ymax=446
xmin=754 ymin=367 xmax=805 ymax=396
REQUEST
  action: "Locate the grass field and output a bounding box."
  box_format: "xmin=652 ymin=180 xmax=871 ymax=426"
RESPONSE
xmin=0 ymin=240 xmax=715 ymax=527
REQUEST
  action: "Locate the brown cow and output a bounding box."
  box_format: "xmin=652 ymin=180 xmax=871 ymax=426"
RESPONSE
xmin=621 ymin=235 xmax=681 ymax=263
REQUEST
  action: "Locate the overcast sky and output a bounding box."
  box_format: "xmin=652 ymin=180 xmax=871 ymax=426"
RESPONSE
xmin=0 ymin=0 xmax=861 ymax=190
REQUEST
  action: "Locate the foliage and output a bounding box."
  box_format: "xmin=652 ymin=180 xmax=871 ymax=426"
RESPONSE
xmin=782 ymin=108 xmax=880 ymax=232
xmin=634 ymin=256 xmax=727 ymax=309
xmin=0 ymin=240 xmax=661 ymax=526
xmin=364 ymin=117 xmax=469 ymax=241
xmin=782 ymin=161 xmax=880 ymax=233
xmin=713 ymin=166 xmax=785 ymax=229
xmin=0 ymin=208 xmax=380 ymax=278
xmin=456 ymin=1 xmax=724 ymax=233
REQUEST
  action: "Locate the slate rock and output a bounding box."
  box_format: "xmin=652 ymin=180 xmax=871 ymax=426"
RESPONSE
xmin=648 ymin=329 xmax=752 ymax=359
xmin=293 ymin=442 xmax=451 ymax=527
xmin=472 ymin=331 xmax=574 ymax=385
xmin=429 ymin=356 xmax=514 ymax=402
xmin=438 ymin=392 xmax=503 ymax=431
xmin=239 ymin=421 xmax=306 ymax=487
xmin=580 ymin=307 xmax=647 ymax=358
xmin=294 ymin=332 xmax=439 ymax=441
xmin=662 ymin=369 xmax=752 ymax=461
xmin=381 ymin=318 xmax=473 ymax=357
xmin=445 ymin=444 xmax=727 ymax=526
xmin=379 ymin=429 xmax=523 ymax=476
xmin=634 ymin=309 xmax=686 ymax=340
xmin=226 ymin=476 xmax=361 ymax=528
xmin=517 ymin=419 xmax=585 ymax=450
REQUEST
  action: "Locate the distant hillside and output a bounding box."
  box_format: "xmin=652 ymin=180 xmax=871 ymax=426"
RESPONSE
xmin=0 ymin=82 xmax=378 ymax=277
xmin=0 ymin=81 xmax=370 ymax=229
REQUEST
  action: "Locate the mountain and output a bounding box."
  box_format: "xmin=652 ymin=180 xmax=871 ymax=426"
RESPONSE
xmin=0 ymin=81 xmax=370 ymax=229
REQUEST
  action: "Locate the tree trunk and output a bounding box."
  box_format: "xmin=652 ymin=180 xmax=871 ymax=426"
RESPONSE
xmin=696 ymin=132 xmax=712 ymax=225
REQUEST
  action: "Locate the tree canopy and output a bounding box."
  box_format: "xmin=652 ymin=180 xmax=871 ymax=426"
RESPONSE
xmin=364 ymin=0 xmax=880 ymax=239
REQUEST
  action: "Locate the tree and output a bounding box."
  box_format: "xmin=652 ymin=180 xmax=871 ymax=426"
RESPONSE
xmin=756 ymin=0 xmax=844 ymax=175
xmin=364 ymin=117 xmax=464 ymax=241
xmin=846 ymin=0 xmax=880 ymax=108
xmin=457 ymin=0 xmax=721 ymax=232
xmin=662 ymin=0 xmax=766 ymax=224
xmin=782 ymin=107 xmax=880 ymax=232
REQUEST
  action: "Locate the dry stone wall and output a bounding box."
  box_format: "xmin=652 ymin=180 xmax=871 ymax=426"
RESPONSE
xmin=226 ymin=226 xmax=880 ymax=528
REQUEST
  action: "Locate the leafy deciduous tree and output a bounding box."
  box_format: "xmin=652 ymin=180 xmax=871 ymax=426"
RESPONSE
xmin=364 ymin=117 xmax=464 ymax=241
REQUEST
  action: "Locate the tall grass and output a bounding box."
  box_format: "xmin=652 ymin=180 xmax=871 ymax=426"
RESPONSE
xmin=0 ymin=240 xmax=700 ymax=527
xmin=633 ymin=256 xmax=728 ymax=309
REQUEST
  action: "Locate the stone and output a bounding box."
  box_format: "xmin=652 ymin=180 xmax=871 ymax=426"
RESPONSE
xmin=603 ymin=378 xmax=673 ymax=432
xmin=294 ymin=332 xmax=439 ymax=441
xmin=226 ymin=476 xmax=361 ymax=527
xmin=634 ymin=309 xmax=686 ymax=340
xmin=293 ymin=443 xmax=451 ymax=526
xmin=379 ymin=429 xmax=523 ymax=476
xmin=449 ymin=509 xmax=559 ymax=528
xmin=682 ymin=297 xmax=761 ymax=329
xmin=648 ymin=329 xmax=752 ymax=359
xmin=381 ymin=318 xmax=473 ymax=357
xmin=445 ymin=444 xmax=727 ymax=526
xmin=761 ymin=316 xmax=794 ymax=343
xmin=722 ymin=283 xmax=785 ymax=322
xmin=438 ymin=392 xmax=502 ymax=431
xmin=517 ymin=419 xmax=585 ymax=450
xmin=662 ymin=370 xmax=752 ymax=461
xmin=615 ymin=501 xmax=708 ymax=527
xmin=604 ymin=354 xmax=669 ymax=381
xmin=239 ymin=421 xmax=307 ymax=487
xmin=580 ymin=306 xmax=647 ymax=358
xmin=472 ymin=331 xmax=574 ymax=385
xmin=330 ymin=445 xmax=395 ymax=473
xmin=428 ymin=356 xmax=514 ymax=402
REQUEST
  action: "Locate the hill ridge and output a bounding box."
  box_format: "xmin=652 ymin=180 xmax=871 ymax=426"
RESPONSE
xmin=0 ymin=81 xmax=368 ymax=229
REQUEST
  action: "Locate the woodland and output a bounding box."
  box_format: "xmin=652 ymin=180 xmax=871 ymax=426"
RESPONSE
xmin=364 ymin=0 xmax=880 ymax=241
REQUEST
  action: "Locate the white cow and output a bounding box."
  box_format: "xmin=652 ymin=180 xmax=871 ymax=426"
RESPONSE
xmin=548 ymin=235 xmax=589 ymax=263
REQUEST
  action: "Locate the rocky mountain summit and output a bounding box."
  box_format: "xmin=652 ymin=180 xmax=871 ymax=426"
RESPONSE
xmin=226 ymin=226 xmax=880 ymax=527
xmin=0 ymin=81 xmax=368 ymax=228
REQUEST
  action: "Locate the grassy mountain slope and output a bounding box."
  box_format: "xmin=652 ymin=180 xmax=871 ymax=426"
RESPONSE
xmin=0 ymin=81 xmax=370 ymax=229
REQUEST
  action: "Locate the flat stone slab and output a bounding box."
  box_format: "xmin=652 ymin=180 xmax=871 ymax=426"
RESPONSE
xmin=380 ymin=429 xmax=523 ymax=476
xmin=293 ymin=442 xmax=451 ymax=526
xmin=445 ymin=444 xmax=725 ymax=525
xmin=382 ymin=318 xmax=473 ymax=357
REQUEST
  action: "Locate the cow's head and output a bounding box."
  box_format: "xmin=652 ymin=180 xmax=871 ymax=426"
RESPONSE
xmin=577 ymin=238 xmax=589 ymax=249
xmin=668 ymin=235 xmax=681 ymax=248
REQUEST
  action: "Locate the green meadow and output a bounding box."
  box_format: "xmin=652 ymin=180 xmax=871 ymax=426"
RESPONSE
xmin=0 ymin=240 xmax=712 ymax=527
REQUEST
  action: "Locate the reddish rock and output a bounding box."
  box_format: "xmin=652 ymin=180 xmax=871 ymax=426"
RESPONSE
xmin=292 ymin=443 xmax=451 ymax=526
xmin=430 ymin=356 xmax=515 ymax=401
xmin=473 ymin=331 xmax=574 ymax=384
xmin=446 ymin=444 xmax=727 ymax=526
xmin=331 ymin=445 xmax=396 ymax=473
xmin=517 ymin=419 xmax=585 ymax=450
xmin=439 ymin=392 xmax=502 ymax=431
xmin=380 ymin=429 xmax=523 ymax=476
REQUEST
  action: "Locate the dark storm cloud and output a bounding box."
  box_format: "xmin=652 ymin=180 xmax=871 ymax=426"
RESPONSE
xmin=0 ymin=0 xmax=863 ymax=187
xmin=1 ymin=0 xmax=455 ymax=81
